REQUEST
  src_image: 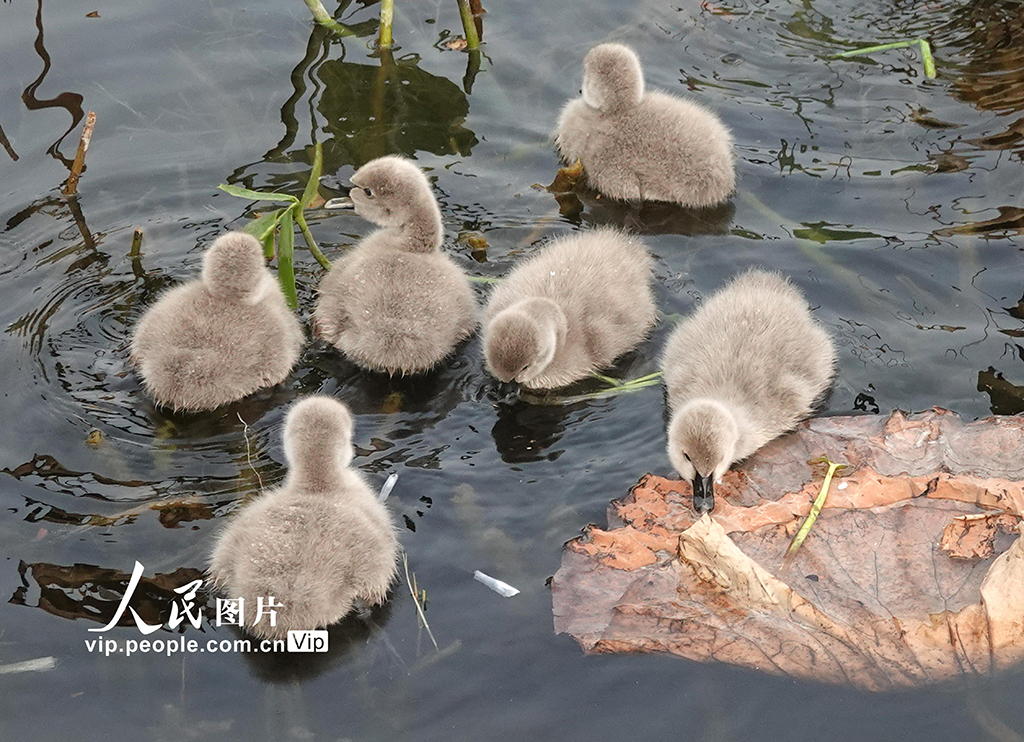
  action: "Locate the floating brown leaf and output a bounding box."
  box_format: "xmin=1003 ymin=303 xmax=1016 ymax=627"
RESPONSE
xmin=551 ymin=408 xmax=1024 ymax=690
xmin=544 ymin=159 xmax=585 ymax=194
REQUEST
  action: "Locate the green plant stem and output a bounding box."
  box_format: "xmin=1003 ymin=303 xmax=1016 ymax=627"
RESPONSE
xmin=832 ymin=40 xmax=915 ymax=57
xmin=786 ymin=460 xmax=846 ymax=556
xmin=456 ymin=0 xmax=480 ymax=49
xmin=831 ymin=38 xmax=936 ymax=79
xmin=919 ymin=40 xmax=936 ymax=79
xmin=300 ymin=0 xmax=357 ymax=37
xmin=378 ymin=0 xmax=394 ymax=49
xmin=294 ymin=209 xmax=332 ymax=270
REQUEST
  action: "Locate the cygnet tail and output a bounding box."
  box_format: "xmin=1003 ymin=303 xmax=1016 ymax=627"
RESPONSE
xmin=353 ymin=321 xmax=449 ymax=375
xmin=144 ymin=348 xmax=227 ymax=412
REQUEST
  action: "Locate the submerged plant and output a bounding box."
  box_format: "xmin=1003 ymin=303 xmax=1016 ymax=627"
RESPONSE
xmin=300 ymin=0 xmax=482 ymax=51
xmin=218 ymin=142 xmax=331 ymax=309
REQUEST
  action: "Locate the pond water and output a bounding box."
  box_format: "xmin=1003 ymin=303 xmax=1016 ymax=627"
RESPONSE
xmin=1 ymin=0 xmax=1023 ymax=739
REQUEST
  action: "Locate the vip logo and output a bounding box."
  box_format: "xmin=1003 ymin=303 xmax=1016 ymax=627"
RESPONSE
xmin=287 ymin=630 xmax=328 ymax=653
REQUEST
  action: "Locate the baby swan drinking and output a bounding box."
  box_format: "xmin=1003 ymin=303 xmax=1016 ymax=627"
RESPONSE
xmin=482 ymin=228 xmax=656 ymax=389
xmin=208 ymin=396 xmax=399 ymax=640
xmin=314 ymin=156 xmax=476 ymax=375
xmin=129 ymin=231 xmax=303 ymax=412
xmin=556 ymin=43 xmax=735 ymax=208
xmin=661 ymin=270 xmax=836 ymax=513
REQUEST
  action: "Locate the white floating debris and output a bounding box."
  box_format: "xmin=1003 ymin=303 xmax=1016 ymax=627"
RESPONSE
xmin=378 ymin=472 xmax=399 ymax=502
xmin=324 ymin=197 xmax=355 ymax=210
xmin=0 ymin=657 xmax=56 ymax=675
xmin=474 ymin=570 xmax=520 ymax=598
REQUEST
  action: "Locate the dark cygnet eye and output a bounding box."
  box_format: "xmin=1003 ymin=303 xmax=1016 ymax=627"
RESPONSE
xmin=364 ymin=187 xmax=375 ymax=199
xmin=683 ymin=453 xmax=692 ymax=462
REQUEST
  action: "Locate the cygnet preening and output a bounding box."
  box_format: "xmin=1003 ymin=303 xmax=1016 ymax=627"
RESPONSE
xmin=314 ymin=156 xmax=477 ymax=375
xmin=662 ymin=270 xmax=836 ymax=513
xmin=482 ymin=228 xmax=656 ymax=389
xmin=555 ymin=43 xmax=735 ymax=208
xmin=208 ymin=396 xmax=399 ymax=640
xmin=129 ymin=232 xmax=304 ymax=412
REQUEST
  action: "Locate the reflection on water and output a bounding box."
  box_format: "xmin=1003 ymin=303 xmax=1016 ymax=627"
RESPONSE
xmin=20 ymin=0 xmax=84 ymax=168
xmin=318 ymin=50 xmax=477 ymax=169
xmin=978 ymin=367 xmax=1024 ymax=415
xmin=10 ymin=561 xmax=205 ymax=628
xmin=566 ymin=190 xmax=736 ymax=236
xmin=490 ymin=399 xmax=584 ymax=464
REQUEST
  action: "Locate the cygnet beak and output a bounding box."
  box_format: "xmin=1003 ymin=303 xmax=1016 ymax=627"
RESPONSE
xmin=493 ymin=380 xmax=521 ymax=406
xmin=692 ymin=473 xmax=715 ymax=514
xmin=324 ymin=196 xmax=355 ymax=210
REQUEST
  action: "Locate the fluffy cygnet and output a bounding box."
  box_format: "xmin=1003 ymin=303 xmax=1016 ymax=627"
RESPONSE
xmin=314 ymin=156 xmax=477 ymax=375
xmin=662 ymin=270 xmax=836 ymax=513
xmin=129 ymin=232 xmax=304 ymax=412
xmin=482 ymin=228 xmax=656 ymax=389
xmin=555 ymin=43 xmax=735 ymax=208
xmin=208 ymin=396 xmax=399 ymax=640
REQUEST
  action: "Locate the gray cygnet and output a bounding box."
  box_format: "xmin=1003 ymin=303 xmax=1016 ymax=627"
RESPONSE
xmin=314 ymin=156 xmax=477 ymax=375
xmin=129 ymin=232 xmax=304 ymax=412
xmin=662 ymin=270 xmax=836 ymax=513
xmin=556 ymin=43 xmax=735 ymax=208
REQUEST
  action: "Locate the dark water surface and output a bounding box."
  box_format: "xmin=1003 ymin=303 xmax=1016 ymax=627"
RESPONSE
xmin=1 ymin=0 xmax=1023 ymax=739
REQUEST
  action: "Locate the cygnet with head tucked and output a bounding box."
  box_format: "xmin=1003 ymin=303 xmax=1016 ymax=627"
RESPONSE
xmin=129 ymin=231 xmax=304 ymax=412
xmin=314 ymin=156 xmax=477 ymax=375
xmin=556 ymin=42 xmax=735 ymax=208
xmin=662 ymin=270 xmax=836 ymax=513
xmin=208 ymin=395 xmax=399 ymax=640
xmin=482 ymin=228 xmax=656 ymax=389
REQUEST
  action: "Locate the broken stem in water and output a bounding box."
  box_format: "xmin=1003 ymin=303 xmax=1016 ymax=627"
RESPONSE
xmin=63 ymin=111 xmax=96 ymax=197
xmin=378 ymin=0 xmax=394 ymax=49
xmin=456 ymin=0 xmax=480 ymax=49
xmin=402 ymin=553 xmax=439 ymax=651
xmin=300 ymin=0 xmax=357 ymax=37
xmin=129 ymin=228 xmax=143 ymax=258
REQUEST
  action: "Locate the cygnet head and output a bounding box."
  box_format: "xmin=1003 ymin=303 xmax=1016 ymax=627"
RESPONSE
xmin=484 ymin=299 xmax=564 ymax=385
xmin=201 ymin=232 xmax=269 ymax=303
xmin=283 ymin=396 xmax=355 ymax=489
xmin=582 ymin=43 xmax=645 ymax=113
xmin=667 ymin=399 xmax=738 ymax=514
xmin=348 ymin=156 xmax=441 ymax=234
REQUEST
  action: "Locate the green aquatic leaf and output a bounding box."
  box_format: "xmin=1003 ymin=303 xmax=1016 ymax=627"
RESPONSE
xmin=300 ymin=143 xmax=324 ymax=209
xmin=793 ymin=221 xmax=883 ymax=244
xmin=217 ymin=184 xmax=299 ymax=204
xmin=243 ymin=209 xmax=286 ymax=260
xmin=277 ymin=209 xmax=297 ymax=310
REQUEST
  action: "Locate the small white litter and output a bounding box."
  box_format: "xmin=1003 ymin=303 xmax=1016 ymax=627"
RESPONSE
xmin=0 ymin=657 xmax=56 ymax=675
xmin=838 ymin=482 xmax=848 ymax=490
xmin=473 ymin=571 xmax=520 ymax=598
xmin=379 ymin=472 xmax=398 ymax=502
